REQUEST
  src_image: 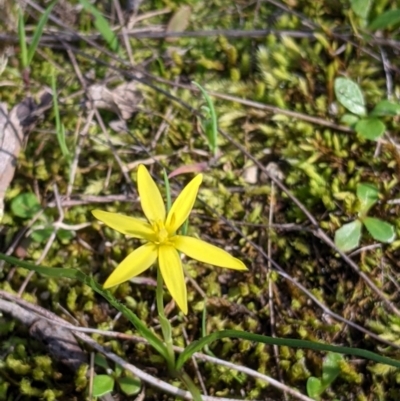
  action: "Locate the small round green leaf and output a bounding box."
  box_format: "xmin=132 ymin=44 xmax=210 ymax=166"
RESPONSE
xmin=371 ymin=100 xmax=400 ymax=116
xmin=334 ymin=77 xmax=366 ymax=116
xmin=363 ymin=217 xmax=396 ymax=243
xmin=334 ymin=220 xmax=362 ymax=252
xmin=92 ymin=375 xmax=114 ymax=397
xmin=340 ymin=113 xmax=359 ymax=127
xmin=31 ymin=228 xmax=53 ymax=244
xmin=56 ymin=228 xmax=75 ymax=243
xmin=355 ymin=118 xmax=386 ymax=140
xmin=118 ymin=376 xmax=141 ymax=396
xmin=356 ymin=183 xmax=379 ymax=213
xmin=10 ymin=193 xmax=41 ymax=219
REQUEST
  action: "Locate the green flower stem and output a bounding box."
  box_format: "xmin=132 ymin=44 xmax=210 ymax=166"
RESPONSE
xmin=156 ymin=268 xmax=203 ymax=401
xmin=179 ymin=371 xmax=203 ymax=401
xmin=156 ymin=267 xmax=176 ymax=373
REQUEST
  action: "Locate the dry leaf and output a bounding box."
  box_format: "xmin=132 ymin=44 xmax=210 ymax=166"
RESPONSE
xmin=0 ymin=102 xmax=25 ymax=219
xmin=168 ymin=162 xmax=208 ymax=178
xmin=0 ymin=91 xmax=52 ymax=219
xmin=242 ymin=165 xmax=258 ymax=184
xmin=166 ymin=5 xmax=191 ymax=42
xmin=87 ymin=81 xmax=142 ymax=120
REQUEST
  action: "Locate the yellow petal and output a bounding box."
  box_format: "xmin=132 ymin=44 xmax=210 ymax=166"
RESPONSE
xmin=92 ymin=210 xmax=155 ymax=241
xmin=165 ymin=174 xmax=203 ymax=234
xmin=158 ymin=244 xmax=187 ymax=314
xmin=137 ymin=164 xmax=166 ymax=224
xmin=173 ymin=235 xmax=247 ymax=270
xmin=103 ymin=243 xmax=158 ymax=288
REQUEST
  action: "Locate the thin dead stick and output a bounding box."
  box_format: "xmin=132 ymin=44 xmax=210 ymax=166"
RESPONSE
xmin=151 ymin=105 xmax=175 ymax=149
xmin=112 ymin=0 xmax=135 ymax=65
xmin=46 ymin=194 xmax=136 ymax=208
xmin=64 ymin=46 xmax=96 ymax=199
xmin=89 ymin=352 xmax=95 ymax=401
xmin=91 ymin=108 xmax=135 ymax=192
xmin=210 ymin=91 xmax=353 ymax=133
xmin=67 ymin=110 xmax=94 ymax=198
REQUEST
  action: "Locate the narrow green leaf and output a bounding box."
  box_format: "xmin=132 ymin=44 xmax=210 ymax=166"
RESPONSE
xmin=371 ymin=100 xmax=400 ymax=116
xmin=363 ymin=217 xmax=396 ymax=243
xmin=18 ymin=9 xmax=28 ymax=69
xmin=51 ymin=71 xmax=70 ymax=159
xmin=192 ymin=81 xmax=218 ymax=157
xmin=163 ymin=168 xmax=172 ymax=212
xmin=369 ymin=9 xmax=400 ymax=30
xmin=175 ymin=329 xmax=400 ymax=371
xmin=357 ymin=183 xmax=379 ymax=213
xmin=27 ymin=0 xmax=57 ymax=66
xmin=334 ymin=220 xmax=362 ymax=252
xmin=78 ymin=0 xmax=119 ymax=52
xmin=355 ymin=118 xmax=386 ymax=140
xmin=306 ymin=377 xmax=323 ymax=400
xmin=92 ymin=375 xmax=114 ymax=397
xmin=334 ymin=77 xmax=366 ymax=116
xmin=350 ymin=0 xmax=371 ymax=19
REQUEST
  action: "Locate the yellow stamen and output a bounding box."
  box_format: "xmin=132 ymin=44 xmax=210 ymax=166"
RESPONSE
xmin=153 ymin=220 xmax=169 ymax=244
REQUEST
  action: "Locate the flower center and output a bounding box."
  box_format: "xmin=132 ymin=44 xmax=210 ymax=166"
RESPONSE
xmin=153 ymin=220 xmax=170 ymax=244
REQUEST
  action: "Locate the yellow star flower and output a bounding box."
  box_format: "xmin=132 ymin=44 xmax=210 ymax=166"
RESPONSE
xmin=92 ymin=164 xmax=247 ymax=314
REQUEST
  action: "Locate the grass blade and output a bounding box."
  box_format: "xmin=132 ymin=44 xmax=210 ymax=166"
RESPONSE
xmin=18 ymin=9 xmax=28 ymax=69
xmin=79 ymin=0 xmax=119 ymax=52
xmin=51 ymin=70 xmax=70 ymax=159
xmin=27 ymin=0 xmax=58 ymax=66
xmin=192 ymin=82 xmax=218 ymax=157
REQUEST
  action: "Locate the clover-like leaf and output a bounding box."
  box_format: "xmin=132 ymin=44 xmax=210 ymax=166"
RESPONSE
xmin=307 ymin=376 xmax=323 ymax=400
xmin=334 ymin=77 xmax=366 ymax=116
xmin=350 ymin=0 xmax=371 ymax=19
xmin=363 ymin=217 xmax=396 ymax=243
xmin=371 ymin=100 xmax=400 ymax=117
xmin=355 ymin=118 xmax=386 ymax=140
xmin=118 ymin=376 xmax=142 ymax=396
xmin=369 ymin=9 xmax=400 ymax=30
xmin=356 ymin=183 xmax=379 ymax=213
xmin=10 ymin=193 xmax=41 ymax=219
xmin=334 ymin=220 xmax=362 ymax=252
xmin=31 ymin=228 xmax=53 ymax=244
xmin=92 ymin=375 xmax=115 ymax=397
xmin=321 ymin=353 xmax=342 ymax=386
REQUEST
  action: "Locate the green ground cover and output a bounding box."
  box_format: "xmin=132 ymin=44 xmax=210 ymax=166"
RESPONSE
xmin=1 ymin=0 xmax=400 ymax=400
